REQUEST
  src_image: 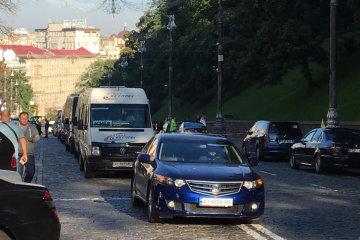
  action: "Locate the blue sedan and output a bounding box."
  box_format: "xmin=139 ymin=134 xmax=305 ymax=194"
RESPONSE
xmin=131 ymin=133 xmax=264 ymax=223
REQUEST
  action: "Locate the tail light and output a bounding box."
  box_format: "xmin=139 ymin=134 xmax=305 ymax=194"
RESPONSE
xmin=263 ymin=137 xmax=270 ymax=143
xmin=43 ymin=191 xmax=58 ymax=217
xmin=329 ymin=146 xmax=343 ymax=154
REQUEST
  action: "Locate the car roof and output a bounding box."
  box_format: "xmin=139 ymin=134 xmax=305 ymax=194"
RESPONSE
xmin=157 ymin=133 xmax=227 ymax=142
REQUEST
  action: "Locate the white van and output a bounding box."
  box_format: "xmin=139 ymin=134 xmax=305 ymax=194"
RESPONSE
xmin=76 ymin=87 xmax=154 ymax=178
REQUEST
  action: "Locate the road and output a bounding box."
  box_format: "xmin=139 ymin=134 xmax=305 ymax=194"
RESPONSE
xmin=34 ymin=136 xmax=360 ymax=240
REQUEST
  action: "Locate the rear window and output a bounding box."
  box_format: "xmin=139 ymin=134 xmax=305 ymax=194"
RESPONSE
xmin=268 ymin=123 xmax=302 ymax=140
xmin=184 ymin=122 xmax=206 ymax=128
xmin=158 ymin=140 xmax=243 ymax=164
xmin=325 ymin=129 xmax=360 ymax=142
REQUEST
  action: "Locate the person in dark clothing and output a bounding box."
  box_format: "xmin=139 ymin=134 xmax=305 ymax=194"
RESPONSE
xmin=36 ymin=119 xmax=42 ymax=136
xmin=44 ymin=118 xmax=49 ymax=138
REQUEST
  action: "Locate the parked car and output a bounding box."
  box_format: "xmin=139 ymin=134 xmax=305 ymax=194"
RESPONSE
xmin=178 ymin=122 xmax=208 ymax=134
xmin=131 ymin=133 xmax=264 ymax=223
xmin=290 ymin=127 xmax=360 ymax=173
xmin=242 ymin=121 xmax=302 ymax=160
xmin=0 ymin=170 xmax=61 ymax=240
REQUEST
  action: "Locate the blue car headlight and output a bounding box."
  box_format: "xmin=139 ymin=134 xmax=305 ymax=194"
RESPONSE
xmin=243 ymin=179 xmax=263 ymax=190
xmin=154 ymin=174 xmax=186 ymax=188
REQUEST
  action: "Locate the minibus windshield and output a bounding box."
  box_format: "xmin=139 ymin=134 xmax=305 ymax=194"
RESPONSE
xmin=90 ymin=104 xmax=151 ymax=128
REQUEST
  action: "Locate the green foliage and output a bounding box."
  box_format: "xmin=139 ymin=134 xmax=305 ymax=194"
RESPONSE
xmin=76 ymin=59 xmax=117 ymax=92
xmin=3 ymin=71 xmax=34 ymax=115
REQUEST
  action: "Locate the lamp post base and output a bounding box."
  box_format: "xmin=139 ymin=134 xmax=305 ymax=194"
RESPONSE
xmin=213 ymin=112 xmax=226 ymax=134
xmin=326 ymin=107 xmax=339 ymax=127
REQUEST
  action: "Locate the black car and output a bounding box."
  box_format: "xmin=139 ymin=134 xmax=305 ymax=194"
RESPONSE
xmin=0 ymin=170 xmax=61 ymax=240
xmin=290 ymin=127 xmax=360 ymax=173
xmin=242 ymin=121 xmax=302 ymax=160
xmin=178 ymin=122 xmax=208 ymax=133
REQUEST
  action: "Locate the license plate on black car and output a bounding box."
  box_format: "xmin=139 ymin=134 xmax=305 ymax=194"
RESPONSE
xmin=348 ymin=149 xmax=360 ymax=153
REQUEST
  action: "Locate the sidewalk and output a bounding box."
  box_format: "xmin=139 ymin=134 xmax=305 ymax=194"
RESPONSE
xmin=33 ymin=136 xmax=44 ymax=185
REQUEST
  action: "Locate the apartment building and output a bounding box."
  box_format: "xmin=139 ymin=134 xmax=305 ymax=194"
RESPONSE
xmin=34 ymin=19 xmax=100 ymax=54
xmin=0 ymin=45 xmax=97 ymax=116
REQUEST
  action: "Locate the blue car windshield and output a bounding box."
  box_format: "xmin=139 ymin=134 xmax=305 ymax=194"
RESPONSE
xmin=158 ymin=141 xmax=244 ymax=164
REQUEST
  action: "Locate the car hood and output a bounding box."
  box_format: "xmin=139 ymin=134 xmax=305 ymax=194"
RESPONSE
xmin=155 ymin=161 xmax=259 ymax=181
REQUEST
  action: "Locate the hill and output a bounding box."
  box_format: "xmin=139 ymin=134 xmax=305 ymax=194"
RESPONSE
xmin=153 ymin=53 xmax=360 ymax=122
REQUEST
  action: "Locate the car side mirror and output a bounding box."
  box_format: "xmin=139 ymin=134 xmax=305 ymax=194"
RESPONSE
xmin=247 ymin=156 xmax=259 ymax=167
xmin=138 ymin=153 xmax=151 ymax=164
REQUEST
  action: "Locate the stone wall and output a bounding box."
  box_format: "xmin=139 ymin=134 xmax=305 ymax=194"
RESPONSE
xmin=207 ymin=120 xmax=360 ymax=138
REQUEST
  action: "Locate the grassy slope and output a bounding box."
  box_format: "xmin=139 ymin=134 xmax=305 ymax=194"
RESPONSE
xmin=153 ymin=54 xmax=360 ymax=122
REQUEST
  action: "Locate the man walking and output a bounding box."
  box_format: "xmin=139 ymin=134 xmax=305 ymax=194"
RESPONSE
xmin=18 ymin=112 xmax=40 ymax=182
xmin=44 ymin=118 xmax=49 ymax=138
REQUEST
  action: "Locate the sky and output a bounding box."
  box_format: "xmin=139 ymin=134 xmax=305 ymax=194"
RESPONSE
xmin=5 ymin=0 xmax=150 ymax=36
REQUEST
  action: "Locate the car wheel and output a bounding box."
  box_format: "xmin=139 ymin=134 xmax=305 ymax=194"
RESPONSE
xmin=131 ymin=178 xmax=142 ymax=207
xmin=256 ymin=145 xmax=263 ymax=161
xmin=315 ymin=154 xmax=326 ymax=173
xmin=79 ymin=154 xmax=84 ymax=171
xmin=147 ymin=186 xmax=160 ymax=223
xmin=242 ymin=216 xmax=262 ymax=224
xmin=84 ymin=159 xmax=94 ymax=178
xmin=289 ymin=152 xmax=300 ymax=169
xmin=0 ymin=230 xmax=12 ymax=240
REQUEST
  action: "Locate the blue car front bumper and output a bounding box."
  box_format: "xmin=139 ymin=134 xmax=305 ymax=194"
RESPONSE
xmin=152 ymin=182 xmax=264 ymax=219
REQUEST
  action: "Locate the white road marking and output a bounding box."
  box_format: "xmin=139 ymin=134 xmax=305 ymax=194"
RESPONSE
xmin=310 ymin=184 xmax=339 ymax=192
xmin=238 ymin=224 xmax=268 ymax=240
xmin=259 ymin=170 xmax=278 ymax=176
xmin=251 ymin=224 xmax=286 ymax=240
xmin=54 ymin=197 xmax=131 ymax=201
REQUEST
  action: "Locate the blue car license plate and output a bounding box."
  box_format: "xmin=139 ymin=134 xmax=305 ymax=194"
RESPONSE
xmin=199 ymin=197 xmax=233 ymax=207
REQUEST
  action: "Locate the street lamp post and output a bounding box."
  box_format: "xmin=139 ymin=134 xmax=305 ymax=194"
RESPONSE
xmin=213 ymin=0 xmax=226 ymax=133
xmin=10 ymin=71 xmax=14 ymax=113
xmin=138 ymin=41 xmax=146 ymax=88
xmin=167 ymin=15 xmax=176 ymax=121
xmin=326 ymin=0 xmax=339 ymax=127
xmin=120 ymin=56 xmax=128 ymax=86
xmin=15 ymin=81 xmax=18 ymax=115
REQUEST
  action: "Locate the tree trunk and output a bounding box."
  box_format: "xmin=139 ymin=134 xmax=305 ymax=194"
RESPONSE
xmin=301 ymin=57 xmax=314 ymax=88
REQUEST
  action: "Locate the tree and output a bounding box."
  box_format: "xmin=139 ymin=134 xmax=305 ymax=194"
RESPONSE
xmin=0 ymin=0 xmax=16 ymax=34
xmin=5 ymin=71 xmax=34 ymax=115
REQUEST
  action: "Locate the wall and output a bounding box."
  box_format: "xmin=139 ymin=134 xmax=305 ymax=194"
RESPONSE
xmin=207 ymin=120 xmax=360 ymax=138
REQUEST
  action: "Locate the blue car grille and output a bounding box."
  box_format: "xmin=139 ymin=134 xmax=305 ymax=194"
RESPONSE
xmin=186 ymin=181 xmax=242 ymax=196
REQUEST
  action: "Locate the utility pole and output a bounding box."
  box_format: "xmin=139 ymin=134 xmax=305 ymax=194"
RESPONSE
xmin=326 ymin=0 xmax=339 ymax=127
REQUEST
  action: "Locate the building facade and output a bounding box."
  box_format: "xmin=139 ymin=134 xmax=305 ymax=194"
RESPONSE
xmin=34 ymin=19 xmax=100 ymax=54
xmin=0 ymin=45 xmax=97 ymax=116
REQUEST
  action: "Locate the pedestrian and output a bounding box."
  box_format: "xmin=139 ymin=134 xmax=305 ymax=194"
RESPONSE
xmin=36 ymin=119 xmax=42 ymax=136
xmin=18 ymin=112 xmax=40 ymax=182
xmin=195 ymin=114 xmax=200 ymax=122
xmin=0 ymin=110 xmax=28 ymax=172
xmin=170 ymin=116 xmax=177 ymax=132
xmin=200 ymin=112 xmax=207 ymax=126
xmin=44 ymin=118 xmax=49 ymax=138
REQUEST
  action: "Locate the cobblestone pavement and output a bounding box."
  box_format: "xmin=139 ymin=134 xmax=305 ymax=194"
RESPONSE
xmin=35 ymin=137 xmax=278 ymax=240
